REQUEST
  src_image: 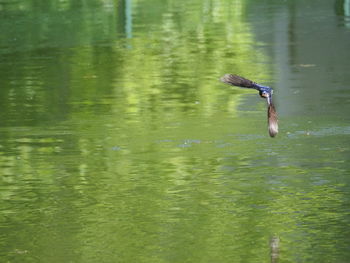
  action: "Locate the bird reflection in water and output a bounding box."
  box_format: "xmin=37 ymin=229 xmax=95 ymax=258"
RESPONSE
xmin=270 ymin=236 xmax=280 ymax=263
xmin=220 ymin=74 xmax=278 ymax=137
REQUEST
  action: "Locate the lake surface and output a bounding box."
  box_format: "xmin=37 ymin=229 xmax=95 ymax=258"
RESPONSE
xmin=1 ymin=0 xmax=350 ymax=262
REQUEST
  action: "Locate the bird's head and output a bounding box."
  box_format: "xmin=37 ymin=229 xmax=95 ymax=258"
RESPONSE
xmin=258 ymin=86 xmax=273 ymax=105
xmin=259 ymin=91 xmax=269 ymax=98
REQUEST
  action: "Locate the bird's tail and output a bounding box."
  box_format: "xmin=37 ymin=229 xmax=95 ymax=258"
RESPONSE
xmin=220 ymin=74 xmax=258 ymax=89
xmin=268 ymin=103 xmax=278 ymax=137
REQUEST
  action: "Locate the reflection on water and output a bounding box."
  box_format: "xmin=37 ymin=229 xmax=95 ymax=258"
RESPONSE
xmin=1 ymin=0 xmax=350 ymax=262
xmin=336 ymin=0 xmax=350 ymax=27
xmin=270 ymin=236 xmax=280 ymax=263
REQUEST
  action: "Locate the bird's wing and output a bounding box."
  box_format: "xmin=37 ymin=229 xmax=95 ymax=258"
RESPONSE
xmin=220 ymin=74 xmax=260 ymax=90
xmin=267 ymin=103 xmax=278 ymax=137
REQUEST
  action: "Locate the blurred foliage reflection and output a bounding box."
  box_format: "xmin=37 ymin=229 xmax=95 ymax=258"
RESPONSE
xmin=1 ymin=0 xmax=350 ymax=262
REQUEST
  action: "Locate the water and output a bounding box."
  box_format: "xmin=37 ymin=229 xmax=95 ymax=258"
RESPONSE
xmin=1 ymin=0 xmax=350 ymax=262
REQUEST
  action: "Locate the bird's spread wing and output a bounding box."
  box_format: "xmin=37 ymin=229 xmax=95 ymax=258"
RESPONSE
xmin=220 ymin=74 xmax=259 ymax=90
xmin=268 ymin=103 xmax=278 ymax=137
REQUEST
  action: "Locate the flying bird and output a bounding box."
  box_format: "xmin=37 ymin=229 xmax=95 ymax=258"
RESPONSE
xmin=220 ymin=74 xmax=278 ymax=137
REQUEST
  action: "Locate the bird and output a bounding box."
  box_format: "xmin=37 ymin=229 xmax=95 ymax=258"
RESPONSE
xmin=220 ymin=74 xmax=278 ymax=137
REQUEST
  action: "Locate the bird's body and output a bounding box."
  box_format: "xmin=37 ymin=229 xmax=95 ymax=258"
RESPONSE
xmin=220 ymin=74 xmax=278 ymax=137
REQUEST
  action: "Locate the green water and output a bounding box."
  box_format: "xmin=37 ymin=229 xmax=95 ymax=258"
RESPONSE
xmin=1 ymin=0 xmax=350 ymax=262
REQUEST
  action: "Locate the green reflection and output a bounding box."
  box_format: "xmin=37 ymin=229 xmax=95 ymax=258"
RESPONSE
xmin=0 ymin=0 xmax=350 ymax=263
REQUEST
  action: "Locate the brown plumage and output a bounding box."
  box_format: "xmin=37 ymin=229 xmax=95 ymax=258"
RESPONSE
xmin=220 ymin=74 xmax=258 ymax=89
xmin=268 ymin=103 xmax=278 ymax=137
